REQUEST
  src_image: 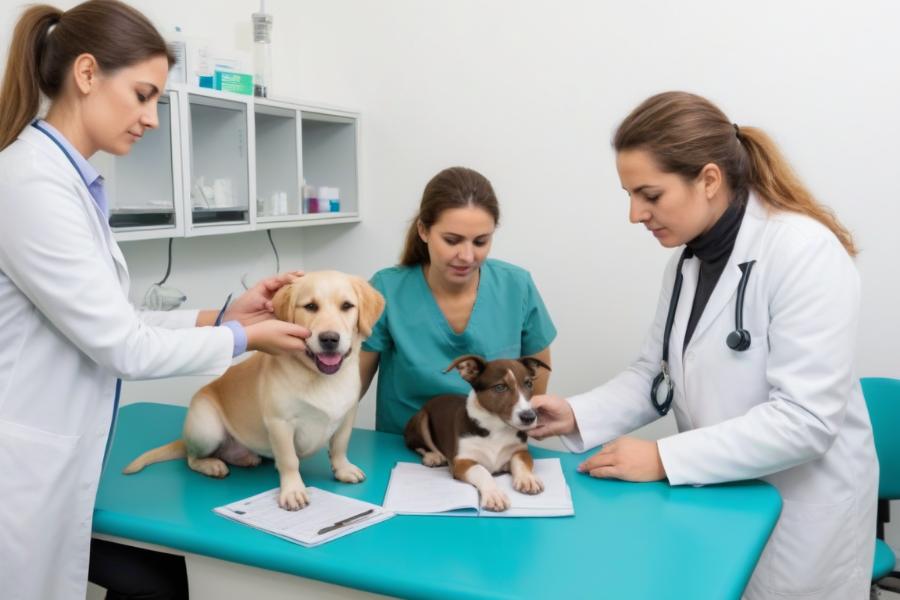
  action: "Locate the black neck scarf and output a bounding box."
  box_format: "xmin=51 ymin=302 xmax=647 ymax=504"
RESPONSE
xmin=682 ymin=197 xmax=747 ymax=351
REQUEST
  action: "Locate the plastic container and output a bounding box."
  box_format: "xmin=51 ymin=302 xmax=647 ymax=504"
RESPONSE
xmin=186 ymin=38 xmax=215 ymax=88
xmin=303 ymin=185 xmax=318 ymax=214
xmin=316 ymin=187 xmax=330 ymax=214
xmin=252 ymin=1 xmax=274 ymax=97
xmin=326 ymin=186 xmax=340 ymax=212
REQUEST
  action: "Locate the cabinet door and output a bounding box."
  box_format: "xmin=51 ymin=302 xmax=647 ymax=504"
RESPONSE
xmin=180 ymin=89 xmax=255 ymax=237
xmin=90 ymin=91 xmax=184 ymax=241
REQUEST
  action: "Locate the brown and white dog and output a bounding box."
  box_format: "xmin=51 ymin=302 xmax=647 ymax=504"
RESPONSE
xmin=123 ymin=270 xmax=385 ymax=511
xmin=404 ymin=355 xmax=550 ymax=512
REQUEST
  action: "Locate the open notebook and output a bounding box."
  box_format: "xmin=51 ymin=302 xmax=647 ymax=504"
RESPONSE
xmin=382 ymin=458 xmax=574 ymax=517
xmin=214 ymin=487 xmax=395 ymax=547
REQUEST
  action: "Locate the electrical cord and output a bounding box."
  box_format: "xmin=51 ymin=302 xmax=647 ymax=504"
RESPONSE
xmin=268 ymin=228 xmax=280 ymax=273
xmin=142 ymin=237 xmax=185 ymax=311
xmin=158 ymin=237 xmax=173 ymax=285
xmin=241 ymin=229 xmax=281 ymax=290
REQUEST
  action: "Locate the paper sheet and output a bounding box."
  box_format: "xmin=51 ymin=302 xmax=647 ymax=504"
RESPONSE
xmin=383 ymin=458 xmax=574 ymax=517
xmin=214 ymin=487 xmax=395 ymax=547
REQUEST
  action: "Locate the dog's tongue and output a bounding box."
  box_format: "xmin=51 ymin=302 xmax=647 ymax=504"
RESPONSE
xmin=316 ymin=353 xmax=342 ymax=366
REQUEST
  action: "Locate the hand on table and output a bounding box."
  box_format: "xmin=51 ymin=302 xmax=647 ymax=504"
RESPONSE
xmin=577 ymin=436 xmax=666 ymax=482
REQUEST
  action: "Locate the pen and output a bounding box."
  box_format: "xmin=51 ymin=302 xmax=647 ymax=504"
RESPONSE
xmin=214 ymin=293 xmax=233 ymax=327
xmin=316 ymin=509 xmax=375 ymax=535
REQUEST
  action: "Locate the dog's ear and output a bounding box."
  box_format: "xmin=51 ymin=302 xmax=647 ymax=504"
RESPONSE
xmin=352 ymin=276 xmax=385 ymax=338
xmin=519 ymin=357 xmax=551 ymax=378
xmin=445 ymin=355 xmax=487 ymax=383
xmin=272 ymin=283 xmax=297 ymax=323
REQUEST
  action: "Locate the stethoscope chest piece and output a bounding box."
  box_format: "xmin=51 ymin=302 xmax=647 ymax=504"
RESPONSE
xmin=651 ymin=360 xmax=675 ymax=415
xmin=725 ymin=260 xmax=756 ymax=352
xmin=726 ymin=328 xmax=752 ymax=351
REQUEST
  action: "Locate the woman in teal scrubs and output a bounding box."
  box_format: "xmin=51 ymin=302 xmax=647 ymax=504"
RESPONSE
xmin=359 ymin=166 xmax=557 ymax=434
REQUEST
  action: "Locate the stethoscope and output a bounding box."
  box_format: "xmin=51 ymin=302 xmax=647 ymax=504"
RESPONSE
xmin=650 ymin=247 xmax=757 ymax=416
xmin=31 ymin=122 xmax=91 ymax=188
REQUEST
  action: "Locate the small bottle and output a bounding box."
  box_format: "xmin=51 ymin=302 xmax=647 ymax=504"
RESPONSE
xmin=303 ymin=185 xmax=318 ymax=214
xmin=186 ymin=38 xmax=215 ymax=88
xmin=317 ymin=187 xmax=330 ymax=214
xmin=252 ymin=1 xmax=274 ymax=97
xmin=167 ymin=27 xmax=186 ymax=85
xmin=328 ymin=187 xmax=340 ymax=212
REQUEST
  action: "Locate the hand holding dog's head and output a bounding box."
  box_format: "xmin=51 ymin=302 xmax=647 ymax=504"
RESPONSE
xmin=271 ymin=271 xmax=386 ymax=374
xmin=446 ymin=355 xmax=551 ymax=430
xmin=272 ymin=271 xmax=385 ymax=336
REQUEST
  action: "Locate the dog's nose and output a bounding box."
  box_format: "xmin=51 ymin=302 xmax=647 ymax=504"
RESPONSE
xmin=519 ymin=410 xmax=536 ymax=426
xmin=318 ymin=331 xmax=341 ymax=352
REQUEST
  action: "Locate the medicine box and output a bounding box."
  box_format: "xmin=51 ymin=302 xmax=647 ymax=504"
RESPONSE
xmin=215 ymin=72 xmax=253 ymax=95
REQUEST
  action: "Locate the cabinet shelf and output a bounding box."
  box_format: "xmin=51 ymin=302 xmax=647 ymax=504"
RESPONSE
xmin=90 ymin=85 xmax=361 ymax=242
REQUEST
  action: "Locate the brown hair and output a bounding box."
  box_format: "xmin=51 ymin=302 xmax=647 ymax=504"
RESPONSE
xmin=613 ymin=91 xmax=857 ymax=256
xmin=0 ymin=0 xmax=175 ymax=152
xmin=399 ymin=167 xmax=501 ymax=266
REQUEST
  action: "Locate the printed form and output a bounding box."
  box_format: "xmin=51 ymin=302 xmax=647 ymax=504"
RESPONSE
xmin=214 ymin=487 xmax=394 ymax=547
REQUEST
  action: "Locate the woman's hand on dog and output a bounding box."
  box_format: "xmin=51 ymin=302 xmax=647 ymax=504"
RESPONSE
xmin=529 ymin=394 xmax=577 ymax=440
xmin=577 ymin=437 xmax=666 ymax=482
xmin=245 ymin=319 xmax=311 ymax=356
xmin=225 ymin=271 xmax=305 ymax=326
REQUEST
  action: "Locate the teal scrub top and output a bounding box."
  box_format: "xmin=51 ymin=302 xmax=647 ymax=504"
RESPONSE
xmin=362 ymin=258 xmax=557 ymax=434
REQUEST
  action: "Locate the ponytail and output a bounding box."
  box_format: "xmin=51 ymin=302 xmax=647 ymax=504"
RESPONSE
xmin=0 ymin=0 xmax=174 ymax=153
xmin=738 ymin=126 xmax=857 ymax=256
xmin=0 ymin=6 xmax=61 ymax=152
xmin=614 ymin=91 xmax=857 ymax=257
xmin=400 ymin=220 xmax=430 ymax=267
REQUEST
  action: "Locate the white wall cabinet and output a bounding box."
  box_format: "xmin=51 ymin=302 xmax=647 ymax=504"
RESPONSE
xmin=254 ymin=99 xmax=360 ymax=230
xmin=89 ymin=85 xmax=361 ymax=241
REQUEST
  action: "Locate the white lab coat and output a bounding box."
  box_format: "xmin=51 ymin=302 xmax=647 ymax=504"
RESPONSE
xmin=0 ymin=126 xmax=235 ymax=600
xmin=563 ymin=193 xmax=878 ymax=599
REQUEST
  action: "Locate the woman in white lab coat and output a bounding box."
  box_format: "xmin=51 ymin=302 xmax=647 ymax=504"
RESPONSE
xmin=530 ymin=91 xmax=877 ymax=600
xmin=0 ymin=2 xmax=310 ymax=599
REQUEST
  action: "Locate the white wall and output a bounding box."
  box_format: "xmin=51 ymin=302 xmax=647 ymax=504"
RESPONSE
xmin=2 ymin=0 xmax=899 ymax=541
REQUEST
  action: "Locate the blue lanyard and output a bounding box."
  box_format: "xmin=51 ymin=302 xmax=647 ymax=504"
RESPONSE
xmin=32 ymin=122 xmax=122 ymax=472
xmin=31 ymin=121 xmax=92 ymax=189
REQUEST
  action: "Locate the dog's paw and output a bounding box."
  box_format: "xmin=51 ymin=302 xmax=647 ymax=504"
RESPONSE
xmin=333 ymin=463 xmax=366 ymax=484
xmin=188 ymin=457 xmax=230 ymax=479
xmin=278 ymin=484 xmax=310 ymax=511
xmin=480 ymin=488 xmax=511 ymax=512
xmin=513 ymin=473 xmax=545 ymax=495
xmin=421 ymin=451 xmax=447 ymax=468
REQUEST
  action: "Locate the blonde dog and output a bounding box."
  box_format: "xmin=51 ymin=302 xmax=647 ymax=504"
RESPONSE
xmin=123 ymin=270 xmax=385 ymax=510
